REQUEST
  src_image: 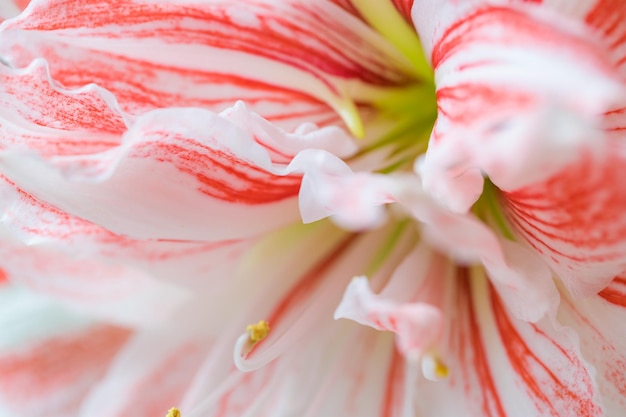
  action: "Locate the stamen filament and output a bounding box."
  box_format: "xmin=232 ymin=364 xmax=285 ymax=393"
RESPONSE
xmin=350 ymin=0 xmax=433 ymax=81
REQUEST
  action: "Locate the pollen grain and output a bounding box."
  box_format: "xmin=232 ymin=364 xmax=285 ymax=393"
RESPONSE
xmin=247 ymin=320 xmax=270 ymax=344
xmin=434 ymin=358 xmax=449 ymax=379
xmin=166 ymin=407 xmax=181 ymax=417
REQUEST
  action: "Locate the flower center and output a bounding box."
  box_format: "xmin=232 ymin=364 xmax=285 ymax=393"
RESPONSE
xmin=350 ymin=0 xmax=433 ymax=81
xmin=339 ymin=2 xmax=438 ymax=174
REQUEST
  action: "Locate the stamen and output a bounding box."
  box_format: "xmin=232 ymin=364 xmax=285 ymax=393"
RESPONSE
xmin=246 ymin=320 xmax=270 ymax=344
xmin=166 ymin=408 xmax=181 ymax=417
xmin=433 ymin=357 xmax=449 ymax=379
xmin=334 ymin=97 xmax=365 ymax=139
xmin=350 ymin=0 xmax=433 ymax=80
xmin=422 ymin=354 xmax=450 ymax=381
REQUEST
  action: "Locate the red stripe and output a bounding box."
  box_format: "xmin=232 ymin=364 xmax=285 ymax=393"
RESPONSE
xmin=490 ymin=285 xmax=602 ymax=416
xmin=9 ymin=0 xmax=408 ymax=87
xmin=30 ymin=48 xmax=339 ymax=126
xmin=585 ymin=0 xmax=626 ymax=71
xmin=381 ymin=348 xmax=403 ymax=417
xmin=0 ymin=325 xmax=130 ymax=413
xmin=391 ymin=0 xmax=414 ymax=24
xmin=246 ymin=234 xmax=358 ymax=357
xmin=131 ymin=138 xmax=301 ymax=205
xmin=265 ymin=234 xmax=358 ymax=328
xmin=461 ymin=271 xmax=507 ymax=417
xmin=503 ymin=151 xmax=626 ymax=269
xmin=599 ymin=275 xmax=626 ymax=306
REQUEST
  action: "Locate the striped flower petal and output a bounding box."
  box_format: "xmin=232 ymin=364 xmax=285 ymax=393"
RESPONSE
xmin=414 ymin=1 xmax=623 ymax=212
xmin=559 ymin=274 xmax=626 ymax=414
xmin=0 ymin=61 xmax=357 ymax=241
xmin=415 ymin=270 xmax=603 ymax=417
xmin=0 ymin=0 xmax=416 ymax=132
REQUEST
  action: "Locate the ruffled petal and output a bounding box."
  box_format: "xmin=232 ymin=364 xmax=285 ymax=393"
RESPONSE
xmin=390 ymin=176 xmax=559 ymax=323
xmin=287 ymin=149 xmax=397 ymax=230
xmin=0 ymin=60 xmax=128 ymax=157
xmin=0 ymin=67 xmax=357 ymax=240
xmin=0 ymin=0 xmax=415 ymax=132
xmin=291 ymin=160 xmax=559 ymax=323
xmin=413 ymin=1 xmax=623 ymax=212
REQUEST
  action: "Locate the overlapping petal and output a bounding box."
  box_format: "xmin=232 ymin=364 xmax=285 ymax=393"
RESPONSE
xmin=0 ymin=0 xmax=417 ymax=133
xmin=335 ymin=276 xmax=443 ymax=360
xmin=558 ymin=274 xmax=626 ymax=414
xmin=409 ymin=0 xmax=626 ymax=299
xmin=0 ymin=59 xmax=359 ymax=241
xmin=414 ymin=1 xmax=623 ymax=211
xmin=416 ymin=271 xmax=603 ymax=417
xmin=501 ymin=149 xmax=626 ymax=297
xmin=296 ymin=162 xmax=559 ymax=322
xmin=0 ymin=0 xmax=624 ymax=416
xmin=233 ymin=221 xmax=418 ymax=373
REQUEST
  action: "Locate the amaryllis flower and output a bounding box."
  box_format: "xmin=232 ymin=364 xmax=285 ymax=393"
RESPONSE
xmin=0 ymin=0 xmax=625 ymax=416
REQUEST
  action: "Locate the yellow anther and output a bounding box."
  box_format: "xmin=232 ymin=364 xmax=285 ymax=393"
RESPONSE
xmin=166 ymin=408 xmax=181 ymax=417
xmin=246 ymin=320 xmax=270 ymax=344
xmin=434 ymin=358 xmax=449 ymax=379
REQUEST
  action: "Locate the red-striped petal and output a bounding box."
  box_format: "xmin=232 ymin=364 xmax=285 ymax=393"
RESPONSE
xmin=502 ymin=148 xmax=626 ymax=297
xmin=416 ymin=270 xmax=602 ymax=417
xmin=233 ymin=221 xmax=418 ymax=373
xmin=0 ymin=85 xmax=357 ymax=240
xmin=0 ymin=0 xmax=414 ymax=130
xmin=0 ymin=60 xmax=128 ymax=157
xmin=415 ymin=2 xmax=622 ymax=212
xmin=558 ymin=274 xmax=626 ymax=415
xmin=0 ymin=317 xmax=130 ymax=417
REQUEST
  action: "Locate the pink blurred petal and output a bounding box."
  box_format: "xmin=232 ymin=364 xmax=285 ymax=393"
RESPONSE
xmin=0 ymin=325 xmax=130 ymax=417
